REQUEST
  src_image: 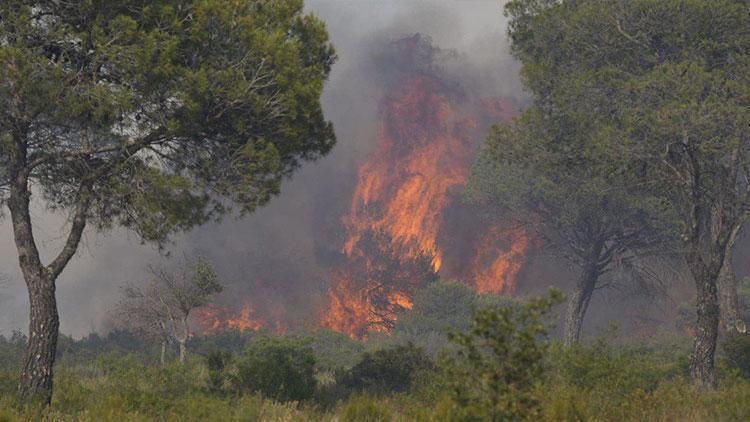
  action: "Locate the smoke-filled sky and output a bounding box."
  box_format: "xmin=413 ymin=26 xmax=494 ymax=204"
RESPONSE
xmin=0 ymin=0 xmax=522 ymax=337
xmin=3 ymin=0 xmax=719 ymax=338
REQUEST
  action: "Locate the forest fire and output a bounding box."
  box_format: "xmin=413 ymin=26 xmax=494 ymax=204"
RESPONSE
xmin=194 ymin=302 xmax=284 ymax=334
xmin=322 ymin=35 xmax=529 ymax=338
xmin=188 ymin=36 xmax=529 ymax=339
xmin=469 ymin=226 xmax=530 ymax=294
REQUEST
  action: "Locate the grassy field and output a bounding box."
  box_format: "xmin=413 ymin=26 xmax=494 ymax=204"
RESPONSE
xmin=0 ymin=287 xmax=747 ymax=421
xmin=0 ymin=336 xmax=749 ymax=421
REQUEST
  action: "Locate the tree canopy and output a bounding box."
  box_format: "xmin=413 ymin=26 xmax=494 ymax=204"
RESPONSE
xmin=0 ymin=0 xmax=336 ymax=402
xmin=501 ymin=0 xmax=750 ymax=387
xmin=1 ymin=0 xmax=336 ymax=242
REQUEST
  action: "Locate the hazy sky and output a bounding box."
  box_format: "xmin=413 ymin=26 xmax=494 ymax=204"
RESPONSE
xmin=0 ymin=0 xmax=521 ymax=337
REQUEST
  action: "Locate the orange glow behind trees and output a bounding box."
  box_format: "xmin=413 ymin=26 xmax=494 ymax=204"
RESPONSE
xmin=322 ymin=36 xmax=529 ymax=338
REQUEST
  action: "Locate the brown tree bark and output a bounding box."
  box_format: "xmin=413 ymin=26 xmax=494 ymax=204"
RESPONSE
xmin=563 ymin=240 xmax=603 ymax=346
xmin=717 ymin=229 xmax=745 ymax=333
xmin=19 ymin=271 xmax=59 ymax=403
xmin=688 ymin=258 xmax=720 ymax=389
xmin=7 ymin=137 xmax=57 ymax=403
xmin=178 ymin=341 xmax=186 ymax=364
xmin=160 ymin=341 xmax=167 ymax=366
xmin=178 ymin=316 xmax=189 ymax=364
xmin=8 ymin=133 xmax=92 ymax=403
xmin=684 ymin=200 xmax=727 ymax=388
xmin=8 ymin=204 xmax=57 ymax=403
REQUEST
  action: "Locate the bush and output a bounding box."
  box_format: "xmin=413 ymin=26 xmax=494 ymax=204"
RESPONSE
xmin=338 ymin=343 xmax=433 ymax=395
xmin=339 ymin=394 xmax=392 ymax=422
xmin=308 ymin=328 xmax=365 ymax=372
xmin=391 ymin=281 xmax=477 ymax=356
xmin=723 ymin=332 xmax=750 ymax=379
xmin=206 ymin=349 xmax=234 ymax=394
xmin=236 ymin=337 xmax=316 ymax=402
xmin=188 ymin=328 xmax=258 ymax=357
xmin=443 ymin=289 xmax=563 ymax=421
xmin=548 ymin=339 xmax=687 ymax=395
xmin=0 ymin=331 xmax=25 ymax=371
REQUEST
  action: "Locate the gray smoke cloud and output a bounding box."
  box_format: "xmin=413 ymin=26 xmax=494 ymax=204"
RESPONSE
xmin=0 ymin=1 xmax=702 ymax=339
xmin=0 ymin=0 xmax=520 ymax=337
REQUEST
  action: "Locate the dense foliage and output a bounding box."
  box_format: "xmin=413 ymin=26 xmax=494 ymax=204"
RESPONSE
xmin=391 ymin=281 xmax=511 ymax=356
xmin=236 ymin=337 xmax=317 ymax=403
xmin=0 ymin=0 xmax=336 ymax=401
xmin=0 ymin=283 xmax=746 ymax=420
xmin=497 ymin=0 xmax=750 ymax=388
xmin=0 ymin=317 xmax=748 ymax=420
xmin=442 ymin=290 xmax=563 ymax=421
xmin=337 ymin=343 xmax=433 ymax=395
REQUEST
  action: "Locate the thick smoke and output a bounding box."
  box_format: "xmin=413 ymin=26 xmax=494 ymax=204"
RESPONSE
xmin=0 ymin=1 xmax=708 ymax=338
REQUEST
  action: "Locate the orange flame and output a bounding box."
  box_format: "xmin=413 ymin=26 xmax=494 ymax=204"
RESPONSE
xmin=470 ymin=226 xmax=529 ymax=294
xmin=322 ymin=278 xmax=388 ymax=339
xmin=322 ymin=36 xmax=530 ymax=338
xmin=343 ymin=75 xmax=475 ymax=272
xmin=194 ymin=36 xmax=530 ymax=340
xmin=194 ymin=302 xmax=270 ymax=333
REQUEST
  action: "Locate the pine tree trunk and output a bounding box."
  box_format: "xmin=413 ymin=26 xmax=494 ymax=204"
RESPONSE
xmin=689 ymin=260 xmax=720 ymax=389
xmin=717 ymin=231 xmax=745 ymax=333
xmin=8 ymin=147 xmax=59 ymax=404
xmin=160 ymin=341 xmax=167 ymax=365
xmin=19 ymin=271 xmax=59 ymax=403
xmin=563 ymin=269 xmax=598 ymax=346
xmin=178 ymin=316 xmax=189 ymax=364
xmin=563 ymin=241 xmax=603 ymax=346
xmin=178 ymin=340 xmax=186 ymax=364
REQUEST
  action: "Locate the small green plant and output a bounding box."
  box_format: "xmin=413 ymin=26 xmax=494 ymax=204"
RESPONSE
xmin=339 ymin=394 xmax=392 ymax=422
xmin=338 ymin=342 xmax=433 ymax=395
xmin=722 ymin=332 xmax=750 ymax=380
xmin=236 ymin=337 xmax=317 ymax=402
xmin=206 ymin=349 xmax=234 ymax=394
xmin=443 ymin=289 xmax=563 ymax=421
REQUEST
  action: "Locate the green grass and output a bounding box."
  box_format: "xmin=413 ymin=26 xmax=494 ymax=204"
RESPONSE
xmin=0 ymin=340 xmax=749 ymax=421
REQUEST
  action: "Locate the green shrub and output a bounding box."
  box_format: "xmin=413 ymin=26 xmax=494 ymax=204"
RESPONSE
xmin=722 ymin=332 xmax=750 ymax=379
xmin=0 ymin=369 xmax=17 ymax=398
xmin=338 ymin=343 xmax=433 ymax=395
xmin=206 ymin=349 xmax=233 ymax=394
xmin=339 ymin=394 xmax=392 ymax=422
xmin=236 ymin=337 xmax=316 ymax=402
xmin=308 ymin=328 xmax=365 ymax=372
xmin=0 ymin=331 xmax=25 ymax=371
xmin=443 ymin=289 xmax=563 ymax=421
xmin=50 ymin=369 xmax=92 ymax=414
xmin=548 ymin=339 xmax=687 ymax=396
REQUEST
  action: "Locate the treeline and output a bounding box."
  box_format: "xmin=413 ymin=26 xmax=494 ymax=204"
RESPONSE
xmin=0 ymin=281 xmax=517 ymax=371
xmin=2 ymin=283 xmax=750 ymax=420
xmin=467 ymin=0 xmax=750 ymax=389
xmin=1 ymin=0 xmax=749 ymax=414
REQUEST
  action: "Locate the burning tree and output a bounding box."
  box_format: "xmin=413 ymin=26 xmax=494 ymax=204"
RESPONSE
xmin=115 ymin=256 xmax=222 ymax=364
xmin=324 ymin=231 xmax=438 ymax=338
xmin=323 ymin=35 xmax=528 ymax=338
xmin=194 ymin=302 xmax=272 ymax=334
xmin=0 ymin=0 xmax=335 ymax=401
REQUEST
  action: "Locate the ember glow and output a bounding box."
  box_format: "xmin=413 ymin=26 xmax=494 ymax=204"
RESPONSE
xmin=322 ymin=231 xmax=438 ymax=338
xmin=469 ymin=226 xmax=529 ymax=294
xmin=194 ymin=303 xmax=268 ymax=333
xmin=322 ymin=35 xmax=530 ymax=338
